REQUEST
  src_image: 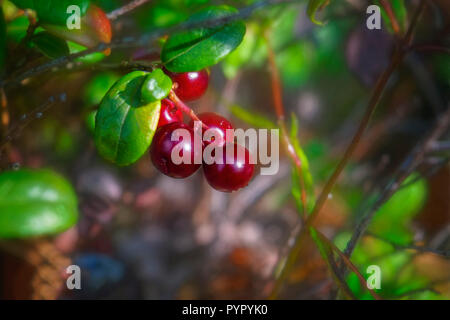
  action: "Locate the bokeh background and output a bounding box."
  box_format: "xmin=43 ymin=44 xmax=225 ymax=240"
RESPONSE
xmin=0 ymin=0 xmax=449 ymax=300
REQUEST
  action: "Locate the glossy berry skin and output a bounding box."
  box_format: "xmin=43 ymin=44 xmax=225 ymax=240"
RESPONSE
xmin=158 ymin=99 xmax=183 ymax=128
xmin=190 ymin=112 xmax=234 ymax=147
xmin=203 ymin=143 xmax=254 ymax=192
xmin=150 ymin=123 xmax=201 ymax=179
xmin=166 ymin=69 xmax=209 ymax=101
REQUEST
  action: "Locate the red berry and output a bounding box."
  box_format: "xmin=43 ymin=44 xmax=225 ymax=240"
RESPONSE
xmin=189 ymin=112 xmax=234 ymax=147
xmin=150 ymin=123 xmax=201 ymax=178
xmin=165 ymin=69 xmax=209 ymax=101
xmin=158 ymin=99 xmax=183 ymax=128
xmin=203 ymin=143 xmax=254 ymax=192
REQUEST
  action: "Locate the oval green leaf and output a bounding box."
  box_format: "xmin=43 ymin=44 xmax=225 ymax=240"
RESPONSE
xmin=95 ymin=71 xmax=161 ymax=166
xmin=141 ymin=69 xmax=173 ymax=103
xmin=0 ymin=169 xmax=79 ymax=239
xmin=30 ymin=31 xmax=70 ymax=59
xmin=11 ymin=0 xmax=90 ymax=26
xmin=161 ymin=5 xmax=246 ymax=72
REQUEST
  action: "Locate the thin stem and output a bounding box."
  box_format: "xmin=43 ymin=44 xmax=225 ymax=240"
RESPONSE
xmin=0 ymin=88 xmax=8 ymax=131
xmin=409 ymin=44 xmax=450 ymax=55
xmin=315 ymin=229 xmax=381 ymax=300
xmin=0 ymin=93 xmax=67 ymax=158
xmin=269 ymin=0 xmax=427 ymax=299
xmin=380 ymin=0 xmax=401 ymax=35
xmin=344 ymin=106 xmax=450 ymax=258
xmin=1 ymin=0 xmax=299 ymax=89
xmin=367 ymin=233 xmax=450 ymax=258
xmin=169 ymin=90 xmax=209 ymax=130
xmin=265 ymin=32 xmax=308 ymax=219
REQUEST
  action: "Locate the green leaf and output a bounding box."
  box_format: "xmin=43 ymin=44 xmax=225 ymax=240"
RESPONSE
xmin=0 ymin=169 xmax=78 ymax=238
xmin=30 ymin=31 xmax=69 ymax=59
xmin=369 ymin=174 xmax=428 ymax=245
xmin=83 ymin=72 xmax=120 ymax=107
xmin=162 ymin=5 xmax=246 ymax=72
xmin=290 ymin=114 xmax=315 ymax=214
xmin=68 ymin=41 xmax=106 ymax=64
xmin=140 ymin=69 xmax=173 ymax=103
xmin=85 ymin=109 xmax=97 ymax=134
xmin=229 ymin=104 xmax=276 ymax=129
xmin=10 ymin=0 xmax=90 ymax=25
xmin=95 ymin=71 xmax=161 ymax=166
xmin=306 ymin=0 xmax=330 ymax=26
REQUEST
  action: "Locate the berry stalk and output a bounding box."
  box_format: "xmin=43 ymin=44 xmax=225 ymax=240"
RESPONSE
xmin=169 ymin=90 xmax=209 ymax=130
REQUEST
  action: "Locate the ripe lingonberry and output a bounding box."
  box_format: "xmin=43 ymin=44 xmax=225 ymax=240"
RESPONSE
xmin=150 ymin=123 xmax=201 ymax=178
xmin=165 ymin=69 xmax=209 ymax=101
xmin=189 ymin=112 xmax=234 ymax=147
xmin=158 ymin=99 xmax=183 ymax=128
xmin=203 ymin=143 xmax=254 ymax=192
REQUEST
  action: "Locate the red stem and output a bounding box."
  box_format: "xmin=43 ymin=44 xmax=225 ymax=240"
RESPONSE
xmin=169 ymin=90 xmax=209 ymax=130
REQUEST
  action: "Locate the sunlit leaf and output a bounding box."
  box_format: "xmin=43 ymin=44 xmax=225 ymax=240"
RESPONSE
xmin=95 ymin=71 xmax=161 ymax=166
xmin=140 ymin=69 xmax=173 ymax=103
xmin=68 ymin=41 xmax=105 ymax=64
xmin=85 ymin=109 xmax=97 ymax=134
xmin=162 ymin=5 xmax=246 ymax=72
xmin=0 ymin=169 xmax=78 ymax=238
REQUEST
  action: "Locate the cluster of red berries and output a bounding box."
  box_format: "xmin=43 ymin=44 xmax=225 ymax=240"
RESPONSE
xmin=149 ymin=69 xmax=254 ymax=192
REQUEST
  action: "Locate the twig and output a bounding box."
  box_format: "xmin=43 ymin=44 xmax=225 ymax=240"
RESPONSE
xmin=0 ymin=93 xmax=67 ymax=157
xmin=367 ymin=233 xmax=450 ymax=258
xmin=315 ymin=229 xmax=382 ymax=300
xmin=264 ymin=32 xmax=308 ymax=219
xmin=0 ymin=0 xmax=299 ymax=89
xmin=9 ymin=12 xmax=39 ymax=72
xmin=169 ymin=90 xmax=209 ymax=130
xmin=344 ymin=106 xmax=450 ymax=258
xmin=380 ymin=0 xmax=401 ymax=35
xmin=269 ymin=0 xmax=428 ymax=299
xmin=107 ymin=0 xmax=152 ymax=21
xmin=0 ymin=88 xmax=8 ymax=131
xmin=409 ymin=44 xmax=450 ymax=55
